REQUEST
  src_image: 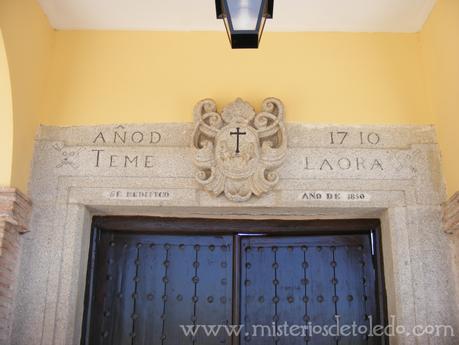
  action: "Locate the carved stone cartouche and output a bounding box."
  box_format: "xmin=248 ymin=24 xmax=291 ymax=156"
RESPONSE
xmin=192 ymin=98 xmax=287 ymax=202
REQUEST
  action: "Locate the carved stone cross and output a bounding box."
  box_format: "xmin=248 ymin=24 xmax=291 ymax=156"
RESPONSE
xmin=230 ymin=127 xmax=246 ymax=154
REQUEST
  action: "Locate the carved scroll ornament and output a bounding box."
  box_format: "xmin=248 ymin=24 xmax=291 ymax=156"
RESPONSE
xmin=192 ymin=98 xmax=287 ymax=202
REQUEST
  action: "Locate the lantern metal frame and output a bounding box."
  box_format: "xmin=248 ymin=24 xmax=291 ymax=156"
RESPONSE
xmin=215 ymin=0 xmax=274 ymax=49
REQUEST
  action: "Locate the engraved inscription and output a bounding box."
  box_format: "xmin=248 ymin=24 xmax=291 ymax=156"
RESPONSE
xmin=329 ymin=131 xmax=381 ymax=145
xmin=300 ymin=191 xmax=371 ymax=202
xmin=93 ymin=125 xmax=161 ymax=145
xmin=304 ymin=157 xmax=384 ymax=171
xmin=107 ymin=189 xmax=172 ymax=200
xmin=92 ymin=149 xmax=155 ymax=168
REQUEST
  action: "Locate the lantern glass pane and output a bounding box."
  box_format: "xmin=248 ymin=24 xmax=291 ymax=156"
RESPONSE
xmin=227 ymin=0 xmax=263 ymax=31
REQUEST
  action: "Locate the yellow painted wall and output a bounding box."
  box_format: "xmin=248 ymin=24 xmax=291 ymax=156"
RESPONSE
xmin=2 ymin=0 xmax=459 ymax=196
xmin=0 ymin=30 xmax=13 ymax=186
xmin=0 ymin=0 xmax=54 ymax=192
xmin=44 ymin=31 xmax=433 ymax=126
xmin=421 ymin=0 xmax=459 ymax=197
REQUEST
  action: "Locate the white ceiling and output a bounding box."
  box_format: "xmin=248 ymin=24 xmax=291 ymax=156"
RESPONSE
xmin=38 ymin=0 xmax=437 ymax=33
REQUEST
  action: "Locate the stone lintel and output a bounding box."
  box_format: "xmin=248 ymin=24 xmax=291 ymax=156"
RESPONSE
xmin=0 ymin=188 xmax=32 ymax=233
xmin=443 ymin=192 xmax=459 ymax=234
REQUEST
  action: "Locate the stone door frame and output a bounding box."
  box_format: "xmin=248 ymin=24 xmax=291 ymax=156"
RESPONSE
xmin=11 ymin=122 xmax=458 ymax=345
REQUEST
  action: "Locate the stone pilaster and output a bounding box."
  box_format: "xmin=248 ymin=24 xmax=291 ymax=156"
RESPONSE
xmin=0 ymin=188 xmax=31 ymax=345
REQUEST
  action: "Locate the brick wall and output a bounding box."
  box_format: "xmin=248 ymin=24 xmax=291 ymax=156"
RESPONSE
xmin=0 ymin=189 xmax=31 ymax=345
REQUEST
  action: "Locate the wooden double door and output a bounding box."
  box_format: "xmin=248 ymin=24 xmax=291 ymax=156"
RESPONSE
xmin=82 ymin=218 xmax=386 ymax=345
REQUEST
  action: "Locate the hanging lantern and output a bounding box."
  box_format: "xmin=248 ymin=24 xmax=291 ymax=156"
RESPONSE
xmin=216 ymin=0 xmax=274 ymax=49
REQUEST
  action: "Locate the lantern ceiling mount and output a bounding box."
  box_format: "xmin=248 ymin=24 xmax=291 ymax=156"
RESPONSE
xmin=215 ymin=0 xmax=274 ymax=49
